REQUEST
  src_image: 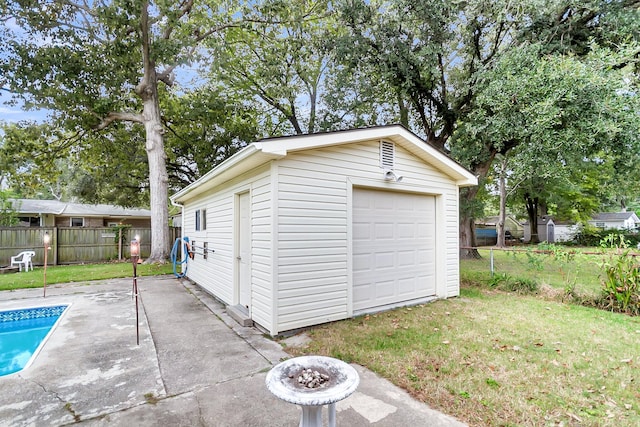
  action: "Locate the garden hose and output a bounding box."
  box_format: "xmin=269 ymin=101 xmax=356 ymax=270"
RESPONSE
xmin=170 ymin=236 xmax=190 ymax=278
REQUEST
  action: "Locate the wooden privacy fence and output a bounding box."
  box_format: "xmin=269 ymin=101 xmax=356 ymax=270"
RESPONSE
xmin=0 ymin=227 xmax=181 ymax=266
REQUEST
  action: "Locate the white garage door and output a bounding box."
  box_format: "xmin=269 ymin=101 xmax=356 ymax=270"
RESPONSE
xmin=353 ymin=188 xmax=436 ymax=313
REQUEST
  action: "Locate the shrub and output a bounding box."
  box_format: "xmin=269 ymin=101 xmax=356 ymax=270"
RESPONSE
xmin=574 ymin=225 xmax=640 ymax=247
xmin=501 ymin=278 xmax=539 ymax=294
xmin=488 ymin=273 xmax=539 ymax=295
xmin=597 ymin=235 xmax=640 ymax=316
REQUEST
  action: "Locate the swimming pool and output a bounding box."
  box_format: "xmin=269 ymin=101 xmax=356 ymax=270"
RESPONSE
xmin=0 ymin=305 xmax=69 ymax=377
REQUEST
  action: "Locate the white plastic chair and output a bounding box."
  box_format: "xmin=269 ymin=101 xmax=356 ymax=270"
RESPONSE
xmin=10 ymin=251 xmax=35 ymax=272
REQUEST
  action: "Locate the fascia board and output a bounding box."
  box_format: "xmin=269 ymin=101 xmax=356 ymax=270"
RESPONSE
xmin=393 ymin=132 xmax=478 ymax=187
xmin=171 ymin=144 xmax=284 ymax=203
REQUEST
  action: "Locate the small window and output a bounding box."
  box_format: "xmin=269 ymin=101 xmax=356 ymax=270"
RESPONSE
xmin=595 ymin=222 xmax=605 ymax=228
xmin=107 ymin=222 xmax=119 ymax=227
xmin=71 ymin=217 xmax=84 ymax=227
xmin=18 ymin=216 xmax=40 ymax=227
xmin=195 ymin=209 xmax=206 ymax=231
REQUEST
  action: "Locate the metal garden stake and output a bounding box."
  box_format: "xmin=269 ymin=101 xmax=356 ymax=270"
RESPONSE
xmin=130 ymin=237 xmax=140 ymax=345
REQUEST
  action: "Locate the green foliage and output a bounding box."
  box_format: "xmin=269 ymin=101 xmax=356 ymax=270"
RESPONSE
xmin=488 ymin=271 xmax=539 ymax=294
xmin=0 ymin=191 xmax=19 ymax=226
xmin=111 ymin=224 xmax=131 ymax=245
xmin=210 ymin=0 xmax=357 ymax=135
xmin=162 ymin=87 xmax=259 ymax=189
xmin=521 ymin=249 xmax=545 ymax=271
xmin=488 ymin=272 xmax=511 ymax=288
xmin=574 ymin=227 xmax=640 ymax=248
xmin=500 ymin=278 xmax=540 ymax=295
xmin=464 ymin=41 xmax=640 ymax=226
xmin=598 ymin=235 xmax=640 ymax=315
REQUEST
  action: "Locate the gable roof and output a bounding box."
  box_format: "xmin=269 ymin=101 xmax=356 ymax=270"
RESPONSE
xmin=591 ymin=212 xmax=640 ymax=222
xmin=11 ymin=199 xmax=151 ymax=218
xmin=172 ymin=125 xmax=478 ymax=203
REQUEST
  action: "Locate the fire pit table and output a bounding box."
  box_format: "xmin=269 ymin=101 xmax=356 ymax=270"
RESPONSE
xmin=265 ymin=355 xmax=360 ymax=427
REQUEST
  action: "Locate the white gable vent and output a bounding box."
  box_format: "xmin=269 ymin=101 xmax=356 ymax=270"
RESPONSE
xmin=380 ymin=140 xmax=395 ymax=169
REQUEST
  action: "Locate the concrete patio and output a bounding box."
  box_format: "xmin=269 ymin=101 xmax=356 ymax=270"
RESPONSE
xmin=0 ymin=276 xmax=466 ymax=426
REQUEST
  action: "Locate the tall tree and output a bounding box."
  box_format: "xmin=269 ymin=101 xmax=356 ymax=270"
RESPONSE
xmin=0 ymin=0 xmax=243 ymax=262
xmin=466 ymin=43 xmax=640 ymax=242
xmin=162 ymin=86 xmax=260 ymax=188
xmin=335 ymin=0 xmax=640 ymax=255
xmin=209 ymin=0 xmax=336 ymax=135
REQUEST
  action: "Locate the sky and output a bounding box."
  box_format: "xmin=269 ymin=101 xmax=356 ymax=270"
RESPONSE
xmin=0 ymin=15 xmax=51 ymax=124
xmin=0 ymin=104 xmax=50 ymax=124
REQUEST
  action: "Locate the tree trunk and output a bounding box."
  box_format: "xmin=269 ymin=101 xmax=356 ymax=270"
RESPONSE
xmin=496 ymin=157 xmax=507 ymax=248
xmin=142 ymin=86 xmax=170 ymax=263
xmin=137 ymin=0 xmax=169 ymax=263
xmin=458 ymin=154 xmax=498 ymax=259
xmin=459 ymin=187 xmax=481 ymax=259
xmin=525 ymin=194 xmax=539 ymax=243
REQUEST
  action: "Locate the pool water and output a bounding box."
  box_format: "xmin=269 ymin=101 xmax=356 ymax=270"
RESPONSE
xmin=0 ymin=305 xmax=68 ymax=377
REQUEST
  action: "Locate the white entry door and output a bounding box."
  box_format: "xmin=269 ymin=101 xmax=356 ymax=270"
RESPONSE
xmin=353 ymin=188 xmax=436 ymax=313
xmin=237 ymin=192 xmax=251 ymax=309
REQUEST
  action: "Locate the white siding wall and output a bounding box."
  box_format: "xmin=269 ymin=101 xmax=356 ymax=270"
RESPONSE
xmin=182 ymin=165 xmax=274 ymax=332
xmin=274 ymin=140 xmax=460 ymax=333
xmin=276 ymin=157 xmax=349 ymax=332
xmin=444 ymin=192 xmax=461 ymax=297
xmin=250 ymin=173 xmax=274 ymax=330
xmin=184 ymin=191 xmax=234 ymax=303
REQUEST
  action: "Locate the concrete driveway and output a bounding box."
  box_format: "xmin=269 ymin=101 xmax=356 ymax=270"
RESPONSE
xmin=0 ymin=276 xmax=465 ymax=426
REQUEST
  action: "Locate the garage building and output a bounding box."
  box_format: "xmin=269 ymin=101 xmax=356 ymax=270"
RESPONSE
xmin=171 ymin=125 xmax=477 ymax=335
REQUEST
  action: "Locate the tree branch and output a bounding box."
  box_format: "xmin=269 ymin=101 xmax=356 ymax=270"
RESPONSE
xmin=157 ymin=66 xmax=176 ymax=86
xmin=94 ymin=112 xmax=144 ymax=130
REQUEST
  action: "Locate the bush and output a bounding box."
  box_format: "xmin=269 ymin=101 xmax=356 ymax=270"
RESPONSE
xmin=488 ymin=273 xmax=539 ymax=295
xmin=574 ymin=225 xmax=640 ymax=247
xmin=501 ymin=278 xmax=539 ymax=294
xmin=597 ymin=235 xmax=640 ymax=316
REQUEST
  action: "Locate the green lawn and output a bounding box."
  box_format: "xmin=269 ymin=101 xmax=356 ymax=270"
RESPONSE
xmin=286 ymin=247 xmax=640 ymax=426
xmin=461 ymin=247 xmax=608 ymax=297
xmin=0 ymin=262 xmax=174 ymax=291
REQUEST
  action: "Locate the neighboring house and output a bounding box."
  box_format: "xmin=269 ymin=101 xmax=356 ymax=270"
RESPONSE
xmin=588 ymin=212 xmax=640 ymax=231
xmin=9 ymin=199 xmax=152 ymax=228
xmin=523 ymin=217 xmax=556 ymax=243
xmin=552 ymin=221 xmax=580 ymax=243
xmin=171 ymin=125 xmax=477 ymax=336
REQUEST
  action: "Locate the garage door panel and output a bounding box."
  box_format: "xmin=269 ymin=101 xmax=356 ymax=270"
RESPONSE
xmin=421 ymin=248 xmax=435 ymax=262
xmin=397 ymin=250 xmax=416 ymax=266
xmin=353 ymin=253 xmax=372 ymax=272
xmin=398 ymin=223 xmax=417 ymax=238
xmin=376 ymin=280 xmax=395 ymax=298
xmin=398 ymin=278 xmax=415 ymax=295
xmin=353 ymin=222 xmax=371 ymax=239
xmin=353 ymin=189 xmax=436 ymax=312
xmin=374 ymin=252 xmax=395 ymax=269
xmin=375 ymin=223 xmax=394 ymax=239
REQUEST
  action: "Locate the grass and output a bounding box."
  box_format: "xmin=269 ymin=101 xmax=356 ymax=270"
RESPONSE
xmin=0 ymin=262 xmax=174 ymax=291
xmin=286 ymin=249 xmax=640 ymax=426
xmin=462 ymin=247 xmax=607 ymax=297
